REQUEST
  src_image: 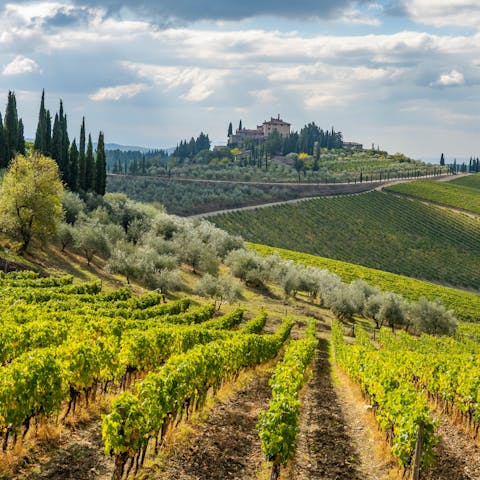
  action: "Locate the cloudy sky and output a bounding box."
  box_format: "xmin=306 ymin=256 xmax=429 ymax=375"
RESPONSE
xmin=1 ymin=1 xmax=479 ymax=160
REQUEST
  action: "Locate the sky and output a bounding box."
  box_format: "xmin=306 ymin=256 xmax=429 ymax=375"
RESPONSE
xmin=0 ymin=1 xmax=479 ymax=160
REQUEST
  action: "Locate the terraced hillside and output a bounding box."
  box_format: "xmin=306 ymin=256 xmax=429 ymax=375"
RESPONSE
xmin=211 ymin=190 xmax=480 ymax=291
xmin=107 ymin=174 xmax=390 ymax=216
xmin=386 ymin=174 xmax=480 ymax=215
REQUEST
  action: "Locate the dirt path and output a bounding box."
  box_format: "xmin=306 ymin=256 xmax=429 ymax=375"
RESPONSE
xmin=146 ymin=368 xmax=273 ymax=480
xmin=187 ymin=174 xmax=454 ymax=219
xmin=289 ymin=337 xmax=366 ymax=480
xmin=423 ymin=413 xmax=480 ymax=480
xmin=332 ymin=366 xmax=396 ymax=480
xmin=15 ymin=416 xmax=113 ymax=480
xmin=109 ymin=173 xmax=451 ymax=188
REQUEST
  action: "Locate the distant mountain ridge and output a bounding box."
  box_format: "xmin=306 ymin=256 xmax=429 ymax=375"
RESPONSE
xmin=104 ymin=143 xmax=175 ymax=153
xmin=27 ymin=138 xmax=173 ymax=154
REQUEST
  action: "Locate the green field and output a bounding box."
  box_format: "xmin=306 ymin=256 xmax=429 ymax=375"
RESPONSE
xmin=211 ymin=190 xmax=480 ymax=291
xmin=386 ymin=175 xmax=480 ymax=215
xmin=250 ymin=243 xmax=480 ymax=322
xmin=450 ymin=173 xmax=480 ymax=189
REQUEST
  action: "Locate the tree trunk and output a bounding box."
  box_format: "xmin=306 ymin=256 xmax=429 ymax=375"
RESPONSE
xmin=270 ymin=463 xmax=280 ymax=480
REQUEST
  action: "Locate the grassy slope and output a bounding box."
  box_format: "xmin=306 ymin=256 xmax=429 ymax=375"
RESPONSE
xmin=211 ymin=190 xmax=480 ymax=291
xmin=2 ymin=241 xmax=324 ymax=328
xmin=1 ymin=242 xmax=135 ymax=292
xmin=385 ymin=174 xmax=480 ymax=215
xmin=250 ymin=243 xmax=480 ymax=322
xmin=450 ymin=173 xmax=480 ymax=189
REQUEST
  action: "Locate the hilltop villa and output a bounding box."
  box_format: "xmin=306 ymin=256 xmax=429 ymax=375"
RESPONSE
xmin=228 ymin=115 xmax=291 ymax=145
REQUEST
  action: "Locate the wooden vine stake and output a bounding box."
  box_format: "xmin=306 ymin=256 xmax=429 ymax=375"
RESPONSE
xmin=412 ymin=421 xmax=424 ymax=480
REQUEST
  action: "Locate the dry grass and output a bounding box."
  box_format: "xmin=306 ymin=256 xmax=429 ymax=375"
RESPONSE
xmin=0 ymin=391 xmax=114 ymax=479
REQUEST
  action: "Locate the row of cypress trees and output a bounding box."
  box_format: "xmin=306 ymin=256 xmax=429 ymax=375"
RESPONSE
xmin=34 ymin=90 xmax=106 ymax=195
xmin=0 ymin=90 xmax=106 ymax=196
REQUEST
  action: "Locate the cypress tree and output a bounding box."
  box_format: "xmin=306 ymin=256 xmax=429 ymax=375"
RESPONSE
xmin=17 ymin=119 xmax=25 ymax=155
xmin=95 ymin=131 xmax=106 ymax=195
xmin=0 ymin=113 xmax=7 ymax=168
xmin=440 ymin=153 xmax=445 ymax=166
xmin=62 ymin=111 xmax=70 ymax=186
xmin=228 ymin=122 xmax=233 ymax=137
xmin=69 ymin=139 xmax=79 ymax=192
xmin=78 ymin=117 xmax=86 ymax=191
xmin=4 ymin=91 xmax=19 ymax=164
xmin=51 ymin=113 xmax=60 ymax=164
xmin=34 ymin=89 xmax=47 ymax=153
xmin=49 ymin=100 xmax=71 ymax=184
xmin=85 ymin=133 xmax=95 ymax=191
xmin=57 ymin=101 xmax=66 ymax=172
xmin=45 ymin=110 xmax=52 ymax=156
xmin=238 ymin=119 xmax=242 ymax=130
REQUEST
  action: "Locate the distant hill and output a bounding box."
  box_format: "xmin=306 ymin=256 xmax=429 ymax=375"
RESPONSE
xmin=27 ymin=138 xmax=174 ymax=154
xmin=104 ymin=143 xmax=175 ymax=153
xmin=210 ymin=190 xmax=480 ymax=292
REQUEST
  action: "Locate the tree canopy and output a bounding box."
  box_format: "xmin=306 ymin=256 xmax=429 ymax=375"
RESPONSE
xmin=0 ymin=153 xmax=64 ymax=252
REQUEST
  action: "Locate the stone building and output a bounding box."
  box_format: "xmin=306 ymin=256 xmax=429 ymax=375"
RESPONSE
xmin=343 ymin=142 xmax=363 ymax=150
xmin=228 ymin=115 xmax=291 ymax=145
xmin=260 ymin=115 xmax=291 ymax=138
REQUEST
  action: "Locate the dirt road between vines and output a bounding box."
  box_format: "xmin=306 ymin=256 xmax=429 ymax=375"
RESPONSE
xmin=12 ymin=415 xmax=113 ymax=480
xmin=290 ymin=337 xmax=395 ymax=480
xmin=145 ymin=368 xmax=273 ymax=480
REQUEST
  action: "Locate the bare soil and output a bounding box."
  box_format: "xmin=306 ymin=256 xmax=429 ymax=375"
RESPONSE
xmin=289 ymin=337 xmax=365 ymax=480
xmin=5 ymin=414 xmax=113 ymax=480
xmin=144 ymin=368 xmax=274 ymax=480
xmin=332 ymin=366 xmax=396 ymax=480
xmin=423 ymin=413 xmax=480 ymax=480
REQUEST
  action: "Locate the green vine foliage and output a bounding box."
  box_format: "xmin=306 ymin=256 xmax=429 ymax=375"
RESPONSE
xmin=257 ymin=319 xmax=318 ymax=468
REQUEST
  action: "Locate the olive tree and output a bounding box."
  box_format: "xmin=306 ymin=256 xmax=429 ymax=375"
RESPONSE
xmin=106 ymin=241 xmax=140 ymax=283
xmin=377 ymin=293 xmax=407 ymax=333
xmin=196 ymin=273 xmax=242 ymax=309
xmin=329 ymin=285 xmax=357 ymax=321
xmin=173 ymin=232 xmax=219 ymax=275
xmin=72 ymin=221 xmax=110 ymax=265
xmin=62 ymin=190 xmax=85 ymax=225
xmin=364 ymin=293 xmax=387 ymax=329
xmin=225 ymin=249 xmax=269 ymax=288
xmin=408 ymin=297 xmax=457 ymax=336
xmin=57 ymin=222 xmax=75 ymax=252
xmin=142 ymin=268 xmax=182 ymax=293
xmin=0 ymin=153 xmax=63 ymax=252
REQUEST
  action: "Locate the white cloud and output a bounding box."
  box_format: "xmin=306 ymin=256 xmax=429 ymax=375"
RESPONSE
xmin=2 ymin=55 xmax=40 ymax=75
xmin=431 ymin=69 xmax=465 ymax=87
xmin=334 ymin=6 xmax=381 ymax=26
xmin=89 ymin=83 xmax=148 ymax=101
xmin=152 ymin=28 xmax=480 ymax=66
xmin=122 ymin=62 xmax=228 ymax=102
xmin=405 ymin=0 xmax=480 ymax=28
xmin=249 ymin=89 xmax=277 ymax=103
xmin=0 ymin=1 xmax=479 ymax=156
xmin=4 ymin=2 xmax=66 ymax=21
